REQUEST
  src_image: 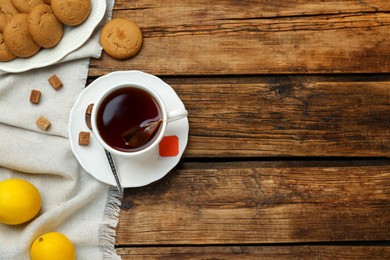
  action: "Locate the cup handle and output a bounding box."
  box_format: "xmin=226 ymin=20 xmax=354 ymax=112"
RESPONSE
xmin=167 ymin=109 xmax=188 ymax=122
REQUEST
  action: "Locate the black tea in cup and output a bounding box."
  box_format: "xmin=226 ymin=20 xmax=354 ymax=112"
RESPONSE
xmin=96 ymin=86 xmax=162 ymax=152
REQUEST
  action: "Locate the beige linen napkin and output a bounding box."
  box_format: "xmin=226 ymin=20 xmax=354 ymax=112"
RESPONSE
xmin=0 ymin=0 xmax=121 ymax=259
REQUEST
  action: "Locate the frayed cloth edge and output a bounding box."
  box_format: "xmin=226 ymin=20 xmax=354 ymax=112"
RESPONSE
xmin=98 ymin=187 xmax=122 ymax=260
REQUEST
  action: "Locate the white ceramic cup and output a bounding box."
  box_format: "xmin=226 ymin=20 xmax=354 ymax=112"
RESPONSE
xmin=91 ymin=83 xmax=188 ymax=157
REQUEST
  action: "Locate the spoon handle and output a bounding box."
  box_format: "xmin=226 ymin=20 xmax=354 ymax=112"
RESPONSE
xmin=104 ymin=149 xmax=124 ymax=196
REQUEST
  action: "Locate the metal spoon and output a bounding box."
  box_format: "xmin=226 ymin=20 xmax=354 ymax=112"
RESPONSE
xmin=104 ymin=149 xmax=123 ymax=196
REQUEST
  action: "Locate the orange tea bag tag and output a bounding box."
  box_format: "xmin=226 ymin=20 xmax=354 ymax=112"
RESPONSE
xmin=159 ymin=136 xmax=179 ymax=157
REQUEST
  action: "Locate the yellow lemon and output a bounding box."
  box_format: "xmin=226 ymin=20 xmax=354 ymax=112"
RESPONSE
xmin=30 ymin=232 xmax=76 ymax=260
xmin=0 ymin=178 xmax=41 ymax=225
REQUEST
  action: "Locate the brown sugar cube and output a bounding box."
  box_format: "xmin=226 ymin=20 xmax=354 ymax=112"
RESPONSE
xmin=48 ymin=75 xmax=63 ymax=90
xmin=85 ymin=103 xmax=94 ymax=129
xmin=86 ymin=103 xmax=94 ymax=115
xmin=36 ymin=116 xmax=50 ymax=131
xmin=78 ymin=131 xmax=90 ymax=146
xmin=29 ymin=90 xmax=41 ymax=104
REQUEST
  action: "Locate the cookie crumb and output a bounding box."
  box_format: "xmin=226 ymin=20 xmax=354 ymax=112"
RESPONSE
xmin=48 ymin=75 xmax=63 ymax=90
xmin=78 ymin=131 xmax=90 ymax=146
xmin=29 ymin=89 xmax=41 ymax=104
xmin=36 ymin=116 xmax=50 ymax=130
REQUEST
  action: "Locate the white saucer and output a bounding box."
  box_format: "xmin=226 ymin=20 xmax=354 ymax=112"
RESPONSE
xmin=68 ymin=71 xmax=189 ymax=187
xmin=0 ymin=0 xmax=106 ymax=73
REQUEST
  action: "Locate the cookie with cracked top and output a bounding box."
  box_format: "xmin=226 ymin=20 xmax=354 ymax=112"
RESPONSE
xmin=11 ymin=0 xmax=45 ymax=13
xmin=28 ymin=4 xmax=63 ymax=48
xmin=3 ymin=13 xmax=40 ymax=57
xmin=0 ymin=0 xmax=19 ymax=32
xmin=0 ymin=32 xmax=16 ymax=61
xmin=100 ymin=18 xmax=143 ymax=60
xmin=51 ymin=0 xmax=91 ymax=26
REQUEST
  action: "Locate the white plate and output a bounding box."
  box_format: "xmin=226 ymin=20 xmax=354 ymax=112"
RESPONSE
xmin=0 ymin=0 xmax=107 ymax=73
xmin=68 ymin=71 xmax=189 ymax=187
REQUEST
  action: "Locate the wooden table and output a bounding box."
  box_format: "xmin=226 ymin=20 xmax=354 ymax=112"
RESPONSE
xmin=91 ymin=1 xmax=390 ymax=258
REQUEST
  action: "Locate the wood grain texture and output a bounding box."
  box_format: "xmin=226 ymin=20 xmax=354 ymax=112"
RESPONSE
xmin=117 ymin=245 xmax=390 ymax=259
xmin=117 ymin=160 xmax=390 ymax=245
xmin=92 ymin=1 xmax=390 ymax=256
xmin=90 ymin=0 xmax=390 ymax=76
xmin=165 ymin=76 xmax=390 ymax=157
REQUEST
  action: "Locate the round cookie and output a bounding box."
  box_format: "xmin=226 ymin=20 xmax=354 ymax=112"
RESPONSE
xmin=28 ymin=4 xmax=63 ymax=48
xmin=0 ymin=0 xmax=19 ymax=32
xmin=100 ymin=18 xmax=143 ymax=60
xmin=11 ymin=0 xmax=45 ymax=13
xmin=0 ymin=32 xmax=16 ymax=61
xmin=3 ymin=13 xmax=40 ymax=57
xmin=51 ymin=0 xmax=91 ymax=26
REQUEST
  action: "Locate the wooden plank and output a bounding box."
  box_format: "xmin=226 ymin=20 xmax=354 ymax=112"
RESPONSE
xmin=117 ymin=160 xmax=390 ymax=245
xmin=114 ymin=0 xmax=390 ymax=17
xmin=90 ymin=0 xmax=390 ymax=76
xmin=166 ymin=76 xmax=390 ymax=157
xmin=117 ymin=245 xmax=390 ymax=259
